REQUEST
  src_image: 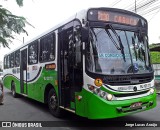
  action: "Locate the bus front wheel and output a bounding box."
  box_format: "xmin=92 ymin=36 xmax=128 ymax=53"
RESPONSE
xmin=11 ymin=82 xmax=18 ymax=98
xmin=48 ymin=89 xmax=63 ymax=117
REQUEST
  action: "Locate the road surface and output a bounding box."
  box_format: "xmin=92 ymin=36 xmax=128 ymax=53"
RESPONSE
xmin=0 ymin=88 xmax=160 ymax=130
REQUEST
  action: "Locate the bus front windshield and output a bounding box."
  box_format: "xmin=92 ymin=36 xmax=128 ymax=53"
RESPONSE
xmin=86 ymin=26 xmax=152 ymax=75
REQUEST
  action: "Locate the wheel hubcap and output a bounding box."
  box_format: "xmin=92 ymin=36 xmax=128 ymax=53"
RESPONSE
xmin=49 ymin=94 xmax=57 ymax=110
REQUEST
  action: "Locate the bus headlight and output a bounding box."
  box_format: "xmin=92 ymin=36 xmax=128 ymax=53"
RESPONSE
xmin=149 ymin=88 xmax=154 ymax=94
xmin=87 ymin=84 xmax=114 ymax=101
xmin=88 ymin=85 xmax=95 ymax=92
xmin=106 ymin=94 xmax=113 ymax=101
xmin=93 ymin=88 xmax=100 ymax=94
xmin=100 ymin=91 xmax=106 ymax=98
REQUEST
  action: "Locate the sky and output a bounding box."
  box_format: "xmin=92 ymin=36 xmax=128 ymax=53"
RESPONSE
xmin=0 ymin=0 xmax=160 ymax=62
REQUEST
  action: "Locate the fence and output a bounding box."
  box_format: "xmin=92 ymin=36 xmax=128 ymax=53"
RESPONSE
xmin=153 ymin=64 xmax=160 ymax=79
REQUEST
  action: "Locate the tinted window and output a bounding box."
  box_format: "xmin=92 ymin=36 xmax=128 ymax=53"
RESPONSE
xmin=39 ymin=33 xmax=55 ymax=62
xmin=28 ymin=41 xmax=38 ymax=65
xmin=6 ymin=55 xmax=10 ymax=68
xmin=4 ymin=56 xmax=7 ymax=69
xmin=10 ymin=53 xmax=15 ymax=68
xmin=15 ymin=50 xmax=20 ymax=67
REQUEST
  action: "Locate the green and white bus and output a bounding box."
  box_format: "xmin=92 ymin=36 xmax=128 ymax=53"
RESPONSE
xmin=3 ymin=7 xmax=156 ymax=119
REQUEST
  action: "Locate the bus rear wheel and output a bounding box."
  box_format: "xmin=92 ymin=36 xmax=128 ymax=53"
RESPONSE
xmin=48 ymin=88 xmax=63 ymax=117
xmin=11 ymin=82 xmax=18 ymax=98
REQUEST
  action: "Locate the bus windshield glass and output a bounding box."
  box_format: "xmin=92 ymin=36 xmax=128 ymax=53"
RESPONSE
xmin=86 ymin=27 xmax=152 ymax=75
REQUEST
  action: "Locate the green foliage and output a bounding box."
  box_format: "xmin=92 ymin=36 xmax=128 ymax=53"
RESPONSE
xmin=149 ymin=43 xmax=160 ymax=49
xmin=150 ymin=51 xmax=160 ymax=64
xmin=16 ymin=0 xmax=23 ymax=7
xmin=0 ymin=0 xmax=33 ymax=48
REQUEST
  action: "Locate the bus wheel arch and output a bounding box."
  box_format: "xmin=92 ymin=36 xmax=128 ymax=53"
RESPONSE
xmin=44 ymin=84 xmax=54 ymax=104
xmin=44 ymin=84 xmax=63 ymax=117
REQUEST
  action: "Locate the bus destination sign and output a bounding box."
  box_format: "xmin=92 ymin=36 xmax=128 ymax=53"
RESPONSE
xmin=87 ymin=9 xmax=142 ymax=26
xmin=98 ymin=11 xmax=138 ymax=26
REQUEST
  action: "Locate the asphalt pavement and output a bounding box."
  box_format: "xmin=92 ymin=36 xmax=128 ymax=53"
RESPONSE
xmin=0 ymin=88 xmax=160 ymax=130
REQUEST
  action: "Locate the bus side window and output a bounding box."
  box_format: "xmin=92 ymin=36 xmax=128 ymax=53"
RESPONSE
xmin=6 ymin=55 xmax=10 ymax=69
xmin=15 ymin=50 xmax=20 ymax=67
xmin=28 ymin=41 xmax=38 ymax=65
xmin=39 ymin=32 xmax=55 ymax=62
xmin=4 ymin=56 xmax=7 ymax=69
xmin=10 ymin=53 xmax=15 ymax=68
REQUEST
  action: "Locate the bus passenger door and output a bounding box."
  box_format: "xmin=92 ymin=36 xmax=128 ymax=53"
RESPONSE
xmin=20 ymin=48 xmax=28 ymax=95
xmin=58 ymin=25 xmax=75 ymax=109
xmin=58 ymin=21 xmax=83 ymax=110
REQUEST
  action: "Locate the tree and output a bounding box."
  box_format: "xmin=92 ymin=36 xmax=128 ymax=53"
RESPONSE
xmin=0 ymin=0 xmax=31 ymax=48
xmin=16 ymin=0 xmax=24 ymax=7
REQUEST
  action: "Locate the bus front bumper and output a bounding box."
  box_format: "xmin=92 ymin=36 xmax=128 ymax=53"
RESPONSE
xmin=86 ymin=91 xmax=156 ymax=119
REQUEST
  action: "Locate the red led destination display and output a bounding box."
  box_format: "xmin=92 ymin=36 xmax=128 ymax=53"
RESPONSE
xmin=98 ymin=11 xmax=138 ymax=26
xmin=87 ymin=9 xmax=145 ymax=27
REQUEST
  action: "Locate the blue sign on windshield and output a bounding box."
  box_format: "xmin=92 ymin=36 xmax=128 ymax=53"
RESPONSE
xmin=98 ymin=53 xmax=130 ymax=58
xmin=133 ymin=63 xmax=139 ymax=72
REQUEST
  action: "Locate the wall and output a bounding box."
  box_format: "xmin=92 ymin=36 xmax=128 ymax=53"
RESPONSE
xmin=153 ymin=64 xmax=160 ymax=76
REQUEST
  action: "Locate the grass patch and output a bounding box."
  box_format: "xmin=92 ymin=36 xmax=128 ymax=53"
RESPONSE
xmin=150 ymin=51 xmax=160 ymax=64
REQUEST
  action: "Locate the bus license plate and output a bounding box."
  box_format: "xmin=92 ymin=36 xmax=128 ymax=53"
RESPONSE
xmin=130 ymin=102 xmax=142 ymax=109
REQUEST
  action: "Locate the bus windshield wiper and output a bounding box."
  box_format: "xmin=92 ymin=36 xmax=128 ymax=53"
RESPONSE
xmin=118 ymin=35 xmax=126 ymax=62
xmin=132 ymin=36 xmax=138 ymax=61
xmin=105 ymin=24 xmax=126 ymax=62
xmin=105 ymin=25 xmax=121 ymax=50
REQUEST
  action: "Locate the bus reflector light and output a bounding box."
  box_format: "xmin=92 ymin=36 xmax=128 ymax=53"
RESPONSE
xmin=45 ymin=63 xmax=56 ymax=70
xmin=55 ymin=80 xmax=58 ymax=86
xmin=77 ymin=95 xmax=82 ymax=101
xmin=149 ymin=88 xmax=154 ymax=94
xmin=94 ymin=78 xmax=103 ymax=87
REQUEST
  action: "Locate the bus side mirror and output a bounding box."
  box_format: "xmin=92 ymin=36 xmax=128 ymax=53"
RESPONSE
xmin=81 ymin=27 xmax=88 ymax=42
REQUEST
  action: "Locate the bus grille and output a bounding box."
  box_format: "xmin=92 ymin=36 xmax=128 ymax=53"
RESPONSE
xmin=105 ymin=74 xmax=153 ymax=86
xmin=113 ymin=90 xmax=149 ymax=97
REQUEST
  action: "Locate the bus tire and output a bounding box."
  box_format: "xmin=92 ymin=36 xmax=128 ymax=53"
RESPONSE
xmin=11 ymin=82 xmax=18 ymax=98
xmin=48 ymin=88 xmax=63 ymax=117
